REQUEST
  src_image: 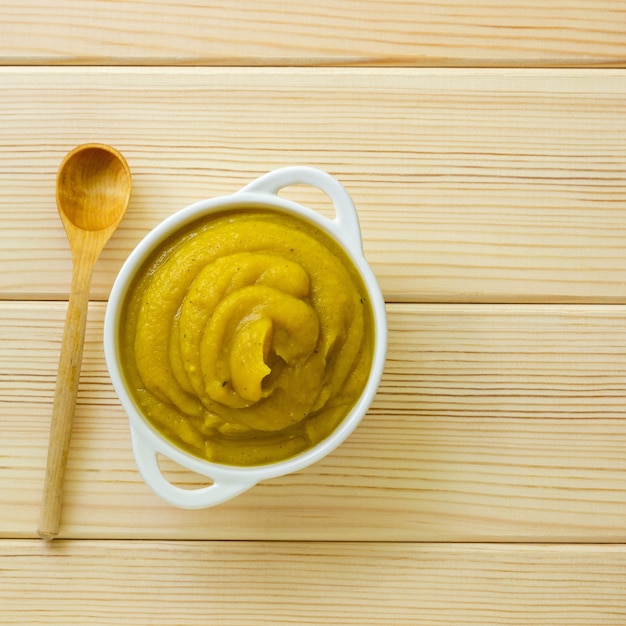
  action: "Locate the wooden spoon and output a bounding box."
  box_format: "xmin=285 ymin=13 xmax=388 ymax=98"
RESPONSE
xmin=38 ymin=144 xmax=132 ymax=540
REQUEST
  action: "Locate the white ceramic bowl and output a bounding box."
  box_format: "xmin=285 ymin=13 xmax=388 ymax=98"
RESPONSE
xmin=104 ymin=166 xmax=387 ymax=508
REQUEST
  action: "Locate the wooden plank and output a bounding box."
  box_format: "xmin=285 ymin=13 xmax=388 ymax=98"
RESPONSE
xmin=0 ymin=68 xmax=625 ymax=303
xmin=1 ymin=301 xmax=624 ymax=541
xmin=1 ymin=1 xmax=625 ymax=67
xmin=1 ymin=540 xmax=625 ymax=625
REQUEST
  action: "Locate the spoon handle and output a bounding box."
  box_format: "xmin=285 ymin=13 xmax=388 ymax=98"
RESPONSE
xmin=38 ymin=251 xmax=96 ymax=540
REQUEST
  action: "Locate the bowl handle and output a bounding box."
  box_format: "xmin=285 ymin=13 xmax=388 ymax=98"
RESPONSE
xmin=130 ymin=428 xmax=256 ymax=509
xmin=241 ymin=166 xmax=363 ymax=252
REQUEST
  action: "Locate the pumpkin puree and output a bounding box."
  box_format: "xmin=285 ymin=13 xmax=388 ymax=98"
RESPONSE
xmin=121 ymin=209 xmax=373 ymax=466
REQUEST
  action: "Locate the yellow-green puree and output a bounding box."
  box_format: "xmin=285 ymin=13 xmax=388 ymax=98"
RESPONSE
xmin=121 ymin=209 xmax=374 ymax=466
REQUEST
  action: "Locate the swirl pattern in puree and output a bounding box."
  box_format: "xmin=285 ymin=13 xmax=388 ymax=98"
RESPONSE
xmin=121 ymin=209 xmax=374 ymax=466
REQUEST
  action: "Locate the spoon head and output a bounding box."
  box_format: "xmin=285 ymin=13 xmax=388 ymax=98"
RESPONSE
xmin=56 ymin=144 xmax=132 ymax=233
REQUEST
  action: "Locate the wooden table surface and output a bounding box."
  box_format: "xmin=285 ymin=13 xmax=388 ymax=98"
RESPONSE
xmin=1 ymin=2 xmax=625 ymax=624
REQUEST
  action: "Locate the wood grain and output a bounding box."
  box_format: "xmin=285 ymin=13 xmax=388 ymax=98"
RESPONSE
xmin=1 ymin=540 xmax=625 ymax=625
xmin=2 ymin=3 xmax=626 ymax=622
xmin=1 ymin=1 xmax=625 ymax=67
xmin=0 ymin=68 xmax=625 ymax=303
xmin=1 ymin=301 xmax=624 ymax=541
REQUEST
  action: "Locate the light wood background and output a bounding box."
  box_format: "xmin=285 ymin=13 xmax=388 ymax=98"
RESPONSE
xmin=0 ymin=2 xmax=625 ymax=624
